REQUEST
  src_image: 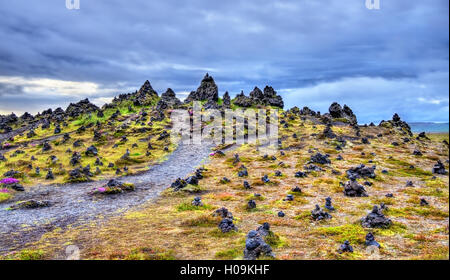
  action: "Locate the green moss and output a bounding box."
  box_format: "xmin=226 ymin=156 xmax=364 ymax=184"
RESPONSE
xmin=316 ymin=224 xmax=366 ymax=244
xmin=1 ymin=249 xmax=45 ymax=260
xmin=176 ymin=202 xmax=213 ymax=212
xmin=125 ymin=248 xmax=176 ymax=260
xmin=181 ymin=184 xmax=206 ymax=193
xmin=0 ymin=192 xmax=12 ymax=203
xmin=386 ymin=206 xmax=449 ymax=219
xmin=215 ymin=248 xmax=241 ymax=259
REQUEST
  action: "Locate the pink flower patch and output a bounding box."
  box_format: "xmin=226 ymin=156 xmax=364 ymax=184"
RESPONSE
xmin=0 ymin=178 xmax=19 ymax=185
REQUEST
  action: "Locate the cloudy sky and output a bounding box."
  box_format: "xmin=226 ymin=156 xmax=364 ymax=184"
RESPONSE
xmin=0 ymin=0 xmax=448 ymax=123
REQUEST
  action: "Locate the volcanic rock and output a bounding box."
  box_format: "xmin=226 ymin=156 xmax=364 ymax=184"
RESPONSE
xmin=311 ymin=204 xmax=332 ymax=221
xmin=343 ymin=179 xmax=368 ymax=197
xmin=361 ymin=205 xmax=392 ymax=228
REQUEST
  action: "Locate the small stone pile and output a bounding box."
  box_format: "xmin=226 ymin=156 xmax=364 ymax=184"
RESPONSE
xmin=343 ymin=179 xmax=369 ymax=197
xmin=311 ymin=204 xmax=332 ymax=221
xmin=361 ymin=205 xmax=392 ymax=228
xmin=346 ymin=164 xmax=376 ymax=180
xmin=365 ymin=232 xmax=380 ymax=248
xmin=432 ymin=160 xmax=447 ymax=175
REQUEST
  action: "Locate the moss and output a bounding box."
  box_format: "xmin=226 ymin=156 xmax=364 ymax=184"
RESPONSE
xmin=0 ymin=192 xmax=12 ymax=203
xmin=315 ymin=224 xmax=366 ymax=244
xmin=181 ymin=184 xmax=206 ymax=193
xmin=386 ymin=206 xmax=449 ymax=219
xmin=176 ymin=202 xmax=213 ymax=212
xmin=125 ymin=248 xmax=176 ymax=260
xmin=182 ymin=214 xmax=219 ymax=227
xmin=215 ymin=248 xmax=241 ymax=259
xmin=264 ymin=231 xmax=287 ymax=248
xmin=1 ymin=249 xmax=45 ymax=260
xmin=208 ymin=228 xmax=240 ymax=238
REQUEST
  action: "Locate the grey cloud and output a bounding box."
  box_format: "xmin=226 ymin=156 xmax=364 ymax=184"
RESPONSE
xmin=0 ymin=0 xmax=448 ymax=121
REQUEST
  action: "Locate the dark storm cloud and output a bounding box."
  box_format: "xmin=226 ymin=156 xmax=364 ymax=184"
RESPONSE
xmin=0 ymin=0 xmax=448 ymax=122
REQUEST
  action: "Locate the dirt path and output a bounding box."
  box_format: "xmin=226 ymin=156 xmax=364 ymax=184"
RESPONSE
xmin=0 ymin=143 xmax=214 ymax=253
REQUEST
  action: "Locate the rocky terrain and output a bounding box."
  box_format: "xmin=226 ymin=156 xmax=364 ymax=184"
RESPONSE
xmin=0 ymin=74 xmax=448 ymax=260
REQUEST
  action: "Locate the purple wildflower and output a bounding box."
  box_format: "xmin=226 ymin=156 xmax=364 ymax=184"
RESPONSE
xmin=0 ymin=178 xmax=19 ymax=185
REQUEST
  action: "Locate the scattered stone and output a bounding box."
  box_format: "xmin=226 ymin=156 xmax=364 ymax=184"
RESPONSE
xmin=73 ymin=140 xmax=83 ymax=148
xmin=54 ymin=125 xmax=61 ymax=134
xmin=338 ymin=241 xmax=354 ymax=254
xmin=278 ymin=211 xmax=285 ymax=217
xmin=295 ymin=171 xmax=307 ymax=178
xmin=346 ymin=164 xmax=376 ymax=180
xmin=45 ymin=169 xmax=54 ymax=180
xmin=385 ymin=193 xmax=394 ymax=198
xmin=69 ymin=152 xmax=82 ymax=166
xmin=365 ymin=233 xmax=380 ymax=248
xmin=171 ymin=178 xmax=187 ymax=190
xmin=420 ymin=198 xmax=429 ymax=206
xmin=406 ymin=181 xmax=414 ymax=187
xmin=243 ymin=181 xmax=251 ymax=189
xmin=324 ymin=197 xmax=335 ymax=211
xmin=432 ymin=160 xmax=447 ymax=175
xmin=343 ymin=179 xmax=369 ymax=197
xmin=336 ymin=155 xmax=343 ymax=161
xmin=220 ymin=177 xmax=230 ymax=184
xmin=238 ymin=165 xmax=248 ymax=177
xmin=261 ymin=175 xmax=270 ymax=183
xmin=310 ymin=153 xmax=331 ymax=165
xmin=192 ymin=196 xmax=203 ymax=207
xmin=42 ymin=141 xmax=52 ymax=152
xmin=185 ymin=176 xmax=198 ymax=185
xmin=283 ymin=194 xmax=294 ymax=201
xmin=243 ymin=230 xmax=275 ymax=260
xmin=213 ymin=207 xmax=234 ymax=219
xmin=291 ymin=186 xmax=302 ymax=193
xmin=323 ymin=125 xmax=337 ymax=139
xmin=94 ymin=158 xmax=103 ymax=166
xmin=361 ymin=205 xmax=392 ymax=228
xmin=413 ymin=149 xmax=423 ymax=156
xmin=108 ymin=162 xmax=114 ymax=168
xmin=311 ymin=204 xmax=332 ymax=220
xmin=247 ymin=200 xmax=257 ymax=209
xmin=10 ymin=200 xmax=51 ymax=210
xmin=218 ymin=218 xmax=237 ymax=233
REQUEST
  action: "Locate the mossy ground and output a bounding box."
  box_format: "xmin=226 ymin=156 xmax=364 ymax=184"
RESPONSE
xmin=0 ymin=101 xmax=175 ymax=201
xmin=1 ymin=111 xmax=448 ymax=260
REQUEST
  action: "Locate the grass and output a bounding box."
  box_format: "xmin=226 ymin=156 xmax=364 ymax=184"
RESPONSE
xmin=6 ymin=108 xmax=448 ymax=260
xmin=0 ymin=192 xmax=12 ymax=203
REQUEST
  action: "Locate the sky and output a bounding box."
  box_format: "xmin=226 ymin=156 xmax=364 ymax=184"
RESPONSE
xmin=0 ymin=0 xmax=448 ymax=124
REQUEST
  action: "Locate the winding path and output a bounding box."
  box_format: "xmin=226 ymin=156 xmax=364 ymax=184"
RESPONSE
xmin=0 ymin=143 xmax=214 ymax=253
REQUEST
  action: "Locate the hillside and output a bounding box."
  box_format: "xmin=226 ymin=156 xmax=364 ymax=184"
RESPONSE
xmin=0 ymin=74 xmax=448 ymax=260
